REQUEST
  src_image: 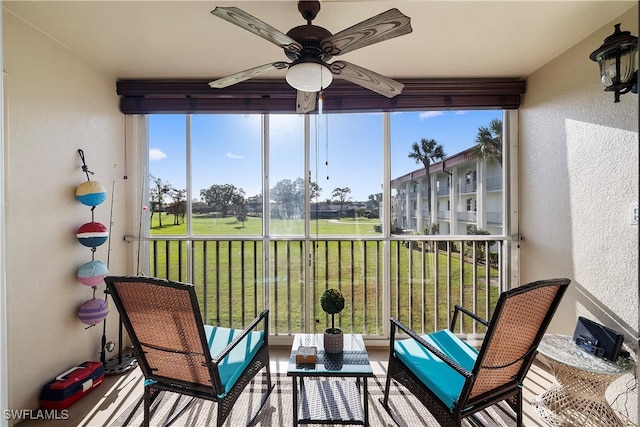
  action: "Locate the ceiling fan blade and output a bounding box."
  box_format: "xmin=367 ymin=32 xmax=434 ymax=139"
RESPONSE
xmin=211 ymin=7 xmax=302 ymax=54
xmin=209 ymin=62 xmax=289 ymax=88
xmin=322 ymin=8 xmax=412 ymax=56
xmin=296 ymin=91 xmax=317 ymax=114
xmin=329 ymin=61 xmax=404 ymax=98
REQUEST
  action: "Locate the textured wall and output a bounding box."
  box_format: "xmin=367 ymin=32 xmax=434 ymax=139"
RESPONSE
xmin=520 ymin=6 xmax=638 ymax=423
xmin=3 ymin=11 xmax=127 ymax=418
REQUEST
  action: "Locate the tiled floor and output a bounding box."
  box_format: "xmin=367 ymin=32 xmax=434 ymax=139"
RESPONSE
xmin=18 ymin=346 xmax=556 ymax=427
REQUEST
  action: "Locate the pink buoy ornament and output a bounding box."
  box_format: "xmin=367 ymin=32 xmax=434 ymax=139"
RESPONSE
xmin=77 ymin=260 xmax=109 ymax=287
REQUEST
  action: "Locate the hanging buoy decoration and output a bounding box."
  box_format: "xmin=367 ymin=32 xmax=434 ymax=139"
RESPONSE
xmin=75 ymin=180 xmax=107 ymax=207
xmin=77 ymin=298 xmax=109 ymax=326
xmin=77 ymin=222 xmax=109 ymax=247
xmin=77 ymin=260 xmax=109 ymax=287
xmin=75 ymin=149 xmax=111 ymax=331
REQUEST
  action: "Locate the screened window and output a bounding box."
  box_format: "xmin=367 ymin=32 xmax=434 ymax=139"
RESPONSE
xmin=148 ymin=110 xmax=506 ymax=238
xmin=143 ymin=109 xmax=514 ymax=335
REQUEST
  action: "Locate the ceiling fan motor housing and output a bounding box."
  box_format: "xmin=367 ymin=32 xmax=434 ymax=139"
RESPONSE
xmin=285 ymin=25 xmax=334 ymax=62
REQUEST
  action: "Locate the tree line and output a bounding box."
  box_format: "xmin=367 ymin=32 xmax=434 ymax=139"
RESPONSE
xmin=149 ymin=176 xmax=383 ymax=227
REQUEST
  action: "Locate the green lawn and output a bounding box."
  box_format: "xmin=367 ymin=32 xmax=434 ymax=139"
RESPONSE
xmin=149 ymin=213 xmax=499 ymax=335
xmin=150 ymin=213 xmax=382 ymax=235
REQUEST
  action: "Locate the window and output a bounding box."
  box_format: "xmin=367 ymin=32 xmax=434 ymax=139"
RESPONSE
xmin=391 ymin=110 xmax=503 ymax=235
xmin=465 ymin=170 xmax=477 ymax=184
xmin=193 ymin=115 xmax=262 ymax=235
xmin=143 ymin=109 xmax=515 ymax=336
xmin=269 ymin=115 xmax=305 ymax=235
xmin=149 ymin=111 xmax=507 ymax=239
xmin=309 ymin=113 xmax=383 ymax=234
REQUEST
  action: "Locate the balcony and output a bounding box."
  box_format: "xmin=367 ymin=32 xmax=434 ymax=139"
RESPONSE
xmin=487 ymin=176 xmax=503 ymax=191
xmin=437 ymin=210 xmax=450 ymax=220
xmin=458 ymin=182 xmax=477 ymax=194
xmin=6 ymin=3 xmax=638 ymax=425
xmin=487 ymin=211 xmax=503 ymax=225
xmin=437 ymin=186 xmax=450 ymax=196
xmin=148 ymin=235 xmax=505 ymax=339
xmin=457 ymin=211 xmax=477 ymax=222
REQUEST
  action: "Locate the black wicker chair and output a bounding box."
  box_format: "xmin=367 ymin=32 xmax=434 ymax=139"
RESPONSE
xmin=380 ymin=278 xmax=570 ymax=427
xmin=105 ymin=275 xmax=273 ymax=427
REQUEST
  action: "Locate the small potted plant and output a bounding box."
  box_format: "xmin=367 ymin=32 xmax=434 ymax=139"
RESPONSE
xmin=321 ymin=288 xmax=345 ymax=354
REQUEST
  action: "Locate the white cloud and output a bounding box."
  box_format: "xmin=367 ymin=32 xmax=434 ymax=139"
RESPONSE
xmin=149 ymin=148 xmax=167 ymax=161
xmin=418 ymin=111 xmax=444 ymax=120
xmin=226 ymin=152 xmax=244 ymax=159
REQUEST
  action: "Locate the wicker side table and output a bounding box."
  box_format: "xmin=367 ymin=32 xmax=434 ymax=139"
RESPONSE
xmin=532 ymin=334 xmax=635 ymax=427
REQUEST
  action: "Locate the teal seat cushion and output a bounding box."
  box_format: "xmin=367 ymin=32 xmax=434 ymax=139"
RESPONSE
xmin=204 ymin=325 xmax=264 ymax=396
xmin=394 ymin=329 xmax=478 ymax=410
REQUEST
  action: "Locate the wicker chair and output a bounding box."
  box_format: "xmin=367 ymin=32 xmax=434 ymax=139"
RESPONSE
xmin=105 ymin=276 xmax=273 ymax=427
xmin=380 ymin=278 xmax=570 ymax=427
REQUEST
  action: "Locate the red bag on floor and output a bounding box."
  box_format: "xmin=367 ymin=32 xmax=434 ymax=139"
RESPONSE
xmin=39 ymin=361 xmax=105 ymax=409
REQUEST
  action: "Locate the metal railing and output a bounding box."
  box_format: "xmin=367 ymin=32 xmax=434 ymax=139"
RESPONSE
xmin=436 ymin=186 xmax=450 ymax=196
xmin=486 ymin=176 xmax=503 ymax=191
xmin=458 ymin=182 xmax=477 ymax=194
xmin=148 ymin=236 xmax=505 ymax=338
xmin=487 ymin=211 xmax=503 ymax=225
xmin=458 ymin=211 xmax=477 ymax=222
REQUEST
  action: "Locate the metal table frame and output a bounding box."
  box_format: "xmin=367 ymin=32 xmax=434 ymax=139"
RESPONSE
xmin=287 ymin=334 xmax=374 ymax=426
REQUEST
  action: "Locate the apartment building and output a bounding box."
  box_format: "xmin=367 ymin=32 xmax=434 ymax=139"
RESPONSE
xmin=391 ymin=148 xmax=503 ymax=235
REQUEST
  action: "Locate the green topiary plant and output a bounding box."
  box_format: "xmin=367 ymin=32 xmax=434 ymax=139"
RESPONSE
xmin=320 ymin=288 xmax=345 ymax=334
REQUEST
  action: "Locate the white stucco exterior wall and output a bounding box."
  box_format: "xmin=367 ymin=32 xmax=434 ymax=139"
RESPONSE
xmin=3 ymin=10 xmax=128 ymax=421
xmin=520 ymin=6 xmax=638 ymax=423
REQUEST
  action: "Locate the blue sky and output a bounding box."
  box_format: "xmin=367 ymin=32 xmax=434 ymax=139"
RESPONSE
xmin=149 ymin=110 xmax=501 ymax=202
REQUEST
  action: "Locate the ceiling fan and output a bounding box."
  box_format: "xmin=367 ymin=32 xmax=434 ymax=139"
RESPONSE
xmin=208 ymin=1 xmax=412 ymax=113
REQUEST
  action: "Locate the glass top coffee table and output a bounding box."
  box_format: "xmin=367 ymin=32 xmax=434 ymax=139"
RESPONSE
xmin=287 ymin=333 xmax=374 ymax=426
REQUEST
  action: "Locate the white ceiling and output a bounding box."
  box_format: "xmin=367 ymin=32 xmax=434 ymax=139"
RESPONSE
xmin=4 ymin=1 xmax=636 ymax=82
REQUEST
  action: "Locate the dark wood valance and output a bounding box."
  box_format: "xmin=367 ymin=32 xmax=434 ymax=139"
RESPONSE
xmin=117 ymin=78 xmax=526 ymax=114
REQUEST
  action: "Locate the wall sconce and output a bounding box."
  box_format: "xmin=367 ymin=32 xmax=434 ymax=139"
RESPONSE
xmin=589 ymin=23 xmax=638 ymax=103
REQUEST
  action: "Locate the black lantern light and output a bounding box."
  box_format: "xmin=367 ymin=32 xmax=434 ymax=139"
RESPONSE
xmin=589 ymin=23 xmax=638 ymax=103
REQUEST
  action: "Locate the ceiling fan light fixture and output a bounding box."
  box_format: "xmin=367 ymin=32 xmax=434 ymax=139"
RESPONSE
xmin=286 ymin=62 xmax=333 ymax=92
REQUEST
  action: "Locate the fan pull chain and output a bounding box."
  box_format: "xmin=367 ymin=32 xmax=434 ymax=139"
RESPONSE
xmin=325 ymin=113 xmax=329 ymax=181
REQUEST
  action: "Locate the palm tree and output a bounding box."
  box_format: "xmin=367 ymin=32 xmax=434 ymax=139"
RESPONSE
xmin=472 ymin=119 xmax=503 ymax=166
xmin=408 ymin=138 xmax=446 ymax=230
